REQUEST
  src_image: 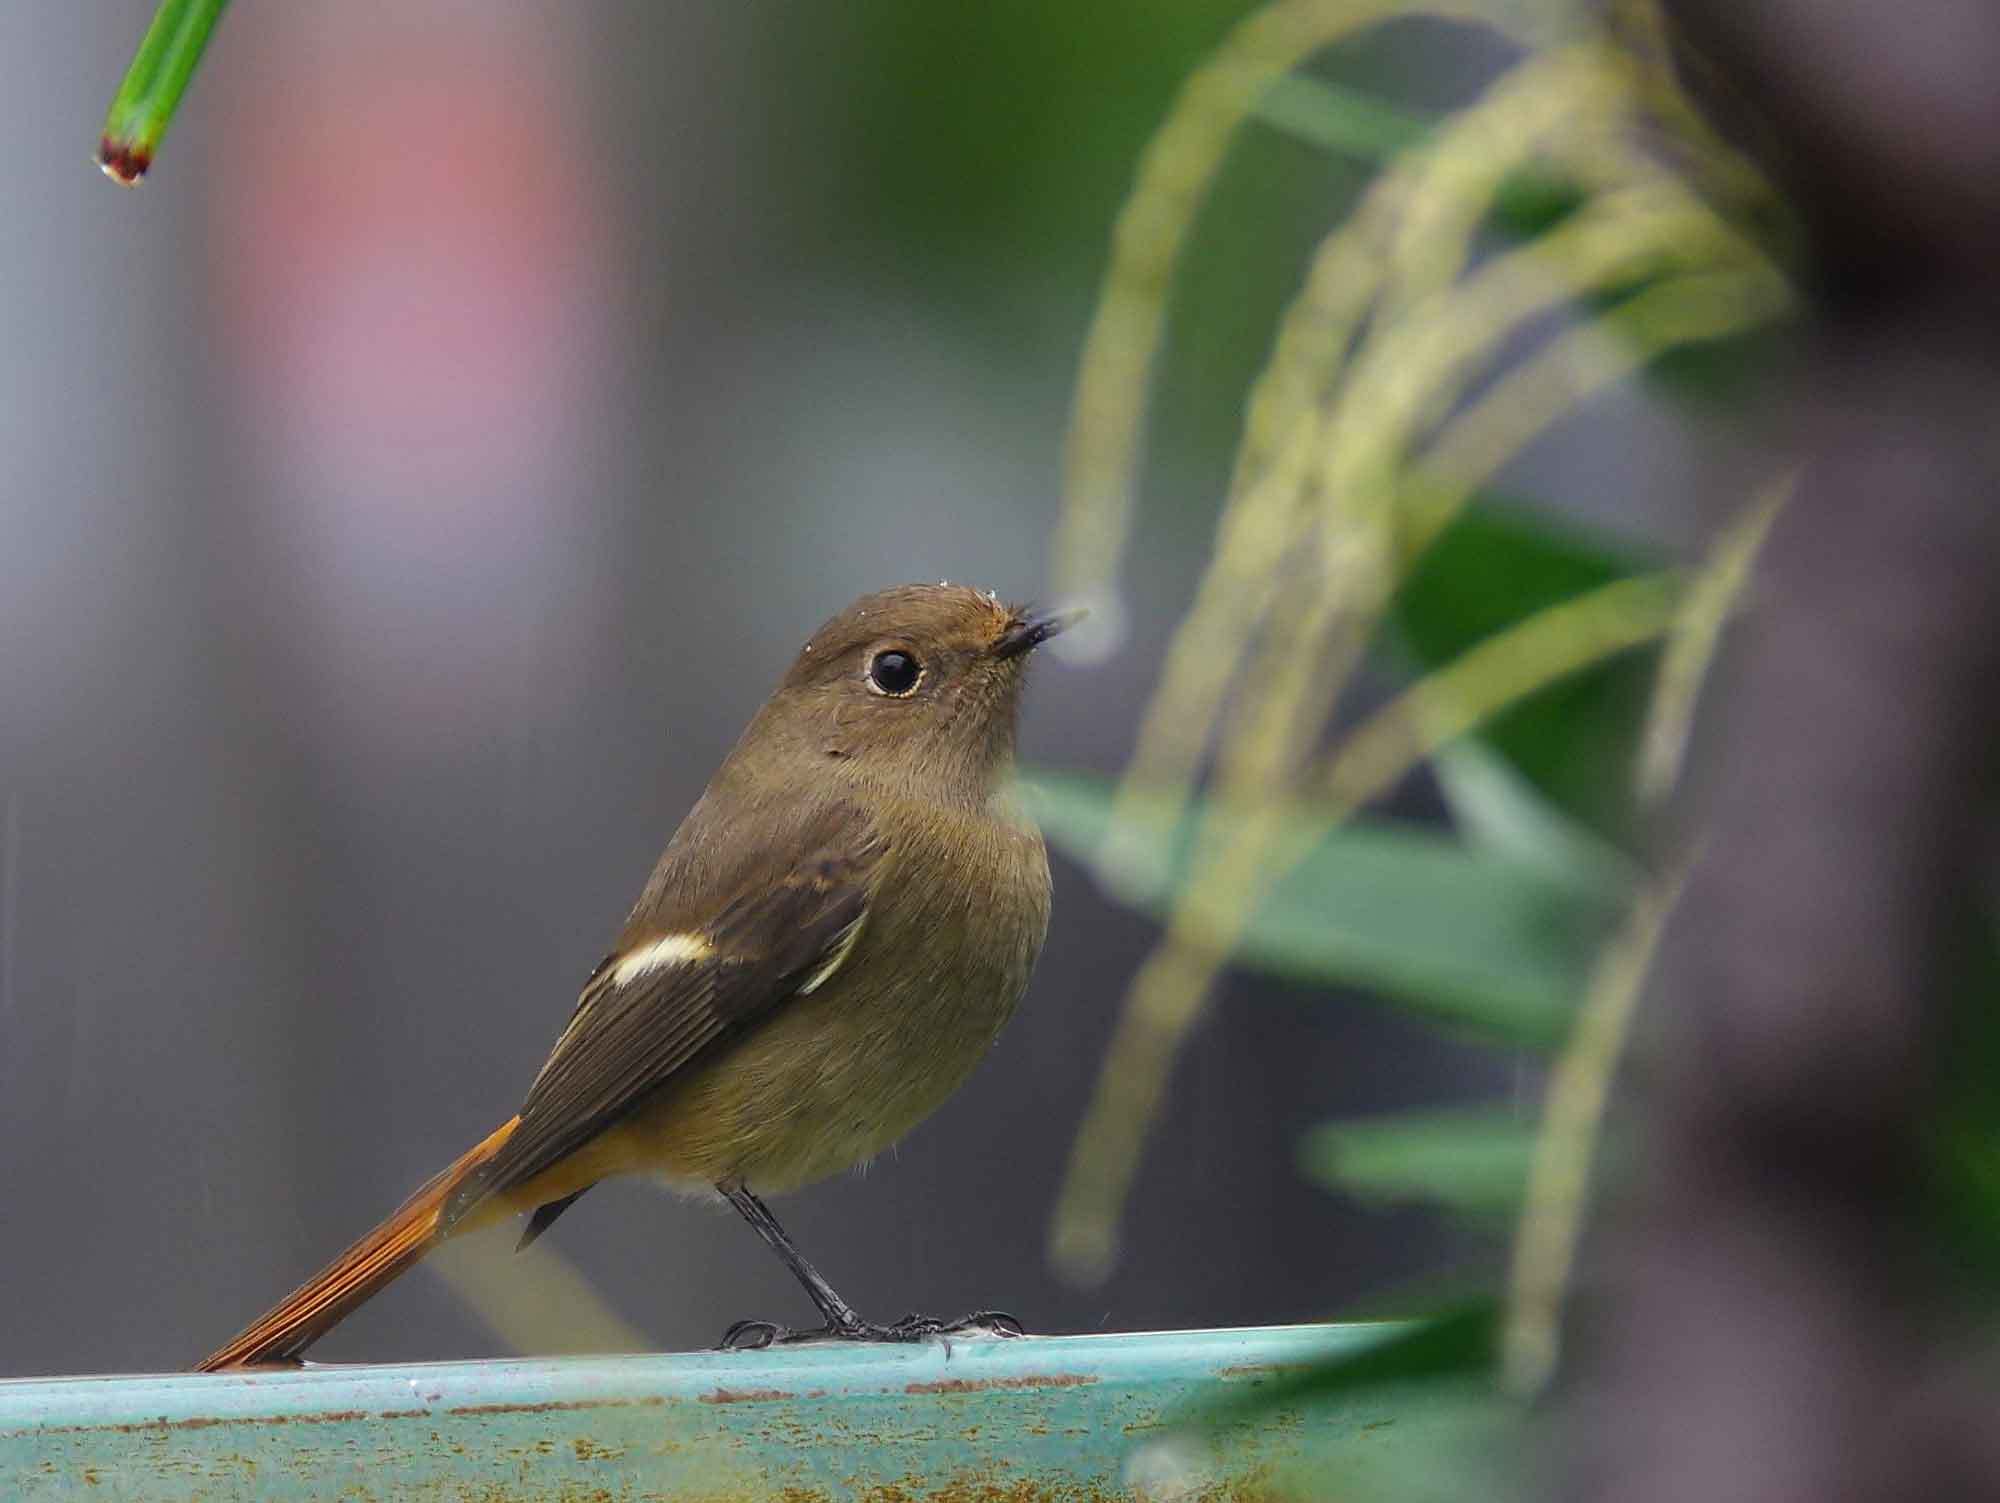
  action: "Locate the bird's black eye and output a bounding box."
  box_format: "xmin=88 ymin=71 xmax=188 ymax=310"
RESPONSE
xmin=867 ymin=649 xmax=922 ymax=696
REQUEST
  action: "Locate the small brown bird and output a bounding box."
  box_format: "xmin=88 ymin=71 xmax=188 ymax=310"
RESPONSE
xmin=197 ymin=584 xmax=1078 ymax=1369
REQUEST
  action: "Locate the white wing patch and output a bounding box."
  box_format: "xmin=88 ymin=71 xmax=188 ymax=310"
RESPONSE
xmin=532 ymin=932 xmax=716 ymax=1094
xmin=542 ymin=907 xmax=856 ymax=1102
xmin=610 ymin=932 xmax=713 ymax=986
xmin=797 ymin=911 xmax=866 ymax=996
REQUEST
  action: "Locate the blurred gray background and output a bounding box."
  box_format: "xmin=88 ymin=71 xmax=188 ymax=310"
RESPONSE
xmin=1 ymin=2 xmax=1717 ymax=1375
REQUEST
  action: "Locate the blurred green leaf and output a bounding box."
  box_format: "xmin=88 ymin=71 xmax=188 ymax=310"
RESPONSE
xmin=1020 ymin=770 xmax=1619 ymax=1047
xmin=1641 ymin=319 xmax=1790 ymax=406
xmin=1253 ymin=73 xmax=1429 ymax=160
xmin=1916 ymin=908 xmax=2000 ymax=1285
xmin=1301 ymin=1107 xmax=1535 ymax=1219
xmin=1251 ymin=73 xmax=1586 ymax=241
xmin=1392 ymin=500 xmax=1660 ymax=846
xmin=1430 ymin=740 xmax=1641 ymax=898
xmin=1485 ymin=162 xmax=1590 ymax=242
xmin=1192 ymin=1301 xmax=1499 ymax=1432
xmin=1180 ymin=1301 xmax=1520 ymax=1503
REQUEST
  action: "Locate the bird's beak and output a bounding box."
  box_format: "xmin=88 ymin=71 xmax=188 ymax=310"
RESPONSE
xmin=993 ymin=606 xmax=1089 ymax=660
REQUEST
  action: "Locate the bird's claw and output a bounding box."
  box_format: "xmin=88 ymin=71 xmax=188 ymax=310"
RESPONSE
xmin=888 ymin=1309 xmax=1025 ymax=1340
xmin=719 ymin=1318 xmax=788 ymax=1351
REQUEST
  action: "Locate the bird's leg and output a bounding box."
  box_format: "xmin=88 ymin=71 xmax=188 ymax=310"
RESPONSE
xmin=718 ymin=1182 xmax=867 ymax=1345
xmin=715 ymin=1183 xmax=1024 ymax=1350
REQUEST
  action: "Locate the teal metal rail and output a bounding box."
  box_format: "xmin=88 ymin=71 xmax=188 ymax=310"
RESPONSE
xmin=2 ymin=1324 xmax=1417 ymax=1500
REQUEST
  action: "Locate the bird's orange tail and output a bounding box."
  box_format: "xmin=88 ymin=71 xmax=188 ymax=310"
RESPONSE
xmin=196 ymin=1117 xmax=520 ymax=1372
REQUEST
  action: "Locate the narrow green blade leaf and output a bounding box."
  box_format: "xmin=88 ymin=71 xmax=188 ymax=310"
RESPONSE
xmin=1190 ymin=1301 xmax=1498 ymax=1429
xmin=1430 ymin=740 xmax=1641 ymax=898
xmin=1251 ymin=75 xmax=1585 ymax=239
xmin=1301 ymin=1107 xmax=1536 ymax=1219
xmin=1253 ymin=74 xmax=1430 ymax=160
xmin=1020 ymin=770 xmax=1619 ymax=1047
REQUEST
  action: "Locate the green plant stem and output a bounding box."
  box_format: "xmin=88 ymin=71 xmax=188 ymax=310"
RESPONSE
xmin=97 ymin=0 xmax=232 ymax=186
xmin=1501 ymin=861 xmax=1686 ymax=1396
xmin=1635 ymin=474 xmax=1792 ymax=804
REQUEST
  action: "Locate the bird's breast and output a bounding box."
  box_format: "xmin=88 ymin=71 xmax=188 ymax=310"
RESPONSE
xmin=631 ymin=799 xmax=1052 ymax=1193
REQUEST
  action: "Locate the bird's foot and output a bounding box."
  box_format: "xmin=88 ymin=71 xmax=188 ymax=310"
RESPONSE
xmin=884 ymin=1309 xmax=1026 ymax=1341
xmin=719 ymin=1309 xmax=1025 ymax=1351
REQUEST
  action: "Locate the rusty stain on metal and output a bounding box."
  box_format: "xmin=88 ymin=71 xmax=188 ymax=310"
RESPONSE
xmin=28 ymin=1407 xmax=372 ymax=1437
xmin=446 ymin=1395 xmax=667 ymax=1417
xmin=1215 ymin=1363 xmax=1314 ymax=1381
xmin=700 ymin=1387 xmax=797 ymax=1405
xmin=855 ymin=1481 xmax=1124 ymax=1503
xmin=905 ymin=1374 xmax=1097 ymax=1396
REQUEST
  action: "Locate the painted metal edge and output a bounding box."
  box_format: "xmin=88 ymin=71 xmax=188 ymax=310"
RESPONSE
xmin=2 ymin=1323 xmax=1418 ymax=1501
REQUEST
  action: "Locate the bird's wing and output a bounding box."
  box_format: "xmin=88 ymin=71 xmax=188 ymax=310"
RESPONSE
xmin=441 ymin=802 xmax=885 ymax=1230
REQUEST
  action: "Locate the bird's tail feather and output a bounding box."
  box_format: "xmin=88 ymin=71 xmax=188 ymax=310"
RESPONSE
xmin=195 ymin=1116 xmax=520 ymax=1372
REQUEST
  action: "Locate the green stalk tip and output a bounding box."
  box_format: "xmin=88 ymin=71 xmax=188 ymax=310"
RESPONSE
xmin=96 ymin=0 xmax=233 ymax=187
